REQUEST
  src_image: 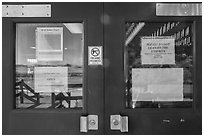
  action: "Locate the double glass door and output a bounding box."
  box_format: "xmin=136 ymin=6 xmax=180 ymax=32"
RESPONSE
xmin=2 ymin=2 xmax=202 ymax=135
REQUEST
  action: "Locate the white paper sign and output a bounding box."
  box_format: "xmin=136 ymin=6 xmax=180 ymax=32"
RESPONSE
xmin=34 ymin=67 xmax=68 ymax=92
xmin=141 ymin=36 xmax=175 ymax=64
xmin=36 ymin=27 xmax=63 ymax=61
xmin=88 ymin=46 xmax=103 ymax=65
xmin=132 ymin=68 xmax=183 ymax=101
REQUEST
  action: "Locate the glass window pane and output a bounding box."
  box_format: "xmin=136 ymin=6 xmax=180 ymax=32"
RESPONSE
xmin=125 ymin=22 xmax=193 ymax=108
xmin=16 ymin=23 xmax=84 ymax=109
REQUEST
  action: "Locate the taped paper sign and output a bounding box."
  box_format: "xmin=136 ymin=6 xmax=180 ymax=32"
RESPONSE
xmin=36 ymin=27 xmax=63 ymax=61
xmin=141 ymin=36 xmax=175 ymax=64
xmin=132 ymin=68 xmax=183 ymax=101
xmin=34 ymin=67 xmax=68 ymax=92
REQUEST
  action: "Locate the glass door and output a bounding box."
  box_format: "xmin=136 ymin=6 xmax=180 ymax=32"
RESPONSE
xmin=2 ymin=2 xmax=202 ymax=135
xmin=2 ymin=2 xmax=104 ymax=134
xmin=104 ymin=2 xmax=202 ymax=135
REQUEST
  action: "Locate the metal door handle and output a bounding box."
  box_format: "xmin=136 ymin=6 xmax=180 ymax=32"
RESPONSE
xmin=110 ymin=115 xmax=128 ymax=132
xmin=80 ymin=115 xmax=98 ymax=132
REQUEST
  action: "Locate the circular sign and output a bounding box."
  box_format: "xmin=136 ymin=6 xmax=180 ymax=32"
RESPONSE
xmin=91 ymin=48 xmax=100 ymax=56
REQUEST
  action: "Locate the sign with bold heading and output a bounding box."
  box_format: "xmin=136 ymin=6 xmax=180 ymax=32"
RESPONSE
xmin=141 ymin=36 xmax=175 ymax=64
xmin=88 ymin=46 xmax=103 ymax=65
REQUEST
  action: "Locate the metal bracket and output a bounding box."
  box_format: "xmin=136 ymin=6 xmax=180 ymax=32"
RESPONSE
xmin=110 ymin=115 xmax=128 ymax=132
xmin=2 ymin=4 xmax=51 ymax=17
xmin=80 ymin=115 xmax=98 ymax=132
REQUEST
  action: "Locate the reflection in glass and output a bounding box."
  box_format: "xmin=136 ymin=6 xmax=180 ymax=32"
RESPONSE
xmin=125 ymin=22 xmax=193 ymax=108
xmin=16 ymin=23 xmax=84 ymax=109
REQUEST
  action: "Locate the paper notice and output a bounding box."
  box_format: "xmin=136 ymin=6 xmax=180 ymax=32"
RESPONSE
xmin=34 ymin=67 xmax=68 ymax=92
xmin=141 ymin=36 xmax=175 ymax=64
xmin=132 ymin=68 xmax=183 ymax=101
xmin=36 ymin=27 xmax=63 ymax=61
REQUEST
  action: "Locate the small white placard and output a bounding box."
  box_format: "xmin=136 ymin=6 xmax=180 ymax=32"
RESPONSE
xmin=36 ymin=27 xmax=63 ymax=61
xmin=2 ymin=5 xmax=51 ymax=17
xmin=132 ymin=68 xmax=183 ymax=101
xmin=34 ymin=67 xmax=68 ymax=93
xmin=141 ymin=36 xmax=175 ymax=64
xmin=88 ymin=46 xmax=103 ymax=65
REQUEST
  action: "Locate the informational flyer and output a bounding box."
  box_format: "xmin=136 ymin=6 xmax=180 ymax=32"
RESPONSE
xmin=36 ymin=27 xmax=63 ymax=61
xmin=34 ymin=67 xmax=68 ymax=93
xmin=132 ymin=68 xmax=183 ymax=101
xmin=141 ymin=36 xmax=175 ymax=64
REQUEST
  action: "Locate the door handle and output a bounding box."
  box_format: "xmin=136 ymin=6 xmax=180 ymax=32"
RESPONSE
xmin=110 ymin=115 xmax=128 ymax=132
xmin=80 ymin=115 xmax=98 ymax=132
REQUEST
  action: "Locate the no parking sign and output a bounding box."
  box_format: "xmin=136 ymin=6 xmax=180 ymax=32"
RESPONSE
xmin=88 ymin=46 xmax=103 ymax=65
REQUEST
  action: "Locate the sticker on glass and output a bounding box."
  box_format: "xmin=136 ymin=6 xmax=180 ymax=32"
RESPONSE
xmin=36 ymin=27 xmax=63 ymax=61
xmin=141 ymin=36 xmax=175 ymax=64
xmin=88 ymin=46 xmax=103 ymax=65
xmin=132 ymin=68 xmax=183 ymax=101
